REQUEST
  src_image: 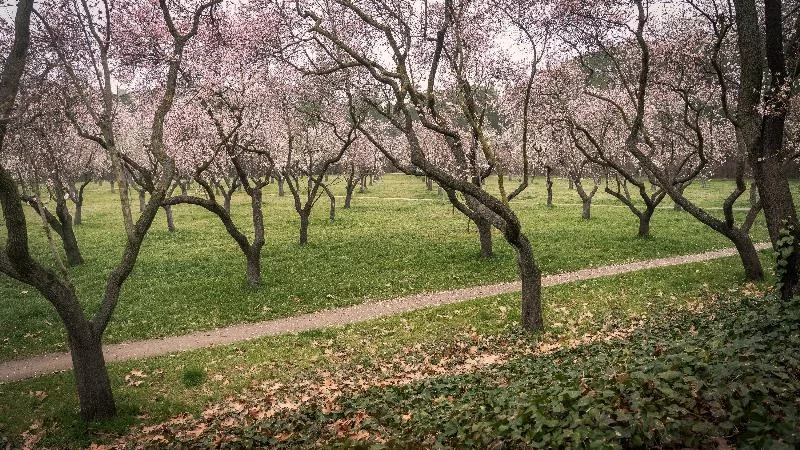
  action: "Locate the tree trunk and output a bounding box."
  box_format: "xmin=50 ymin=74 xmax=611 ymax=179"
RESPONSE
xmin=299 ymin=212 xmax=309 ymax=245
xmin=359 ymin=175 xmax=367 ymax=193
xmin=582 ymin=199 xmax=592 ymax=220
xmin=425 ymin=176 xmax=433 ymax=190
xmin=729 ymin=229 xmax=765 ymax=281
xmin=245 ymin=248 xmax=261 ymax=287
xmin=163 ymin=205 xmax=175 ymax=232
xmin=138 ymin=190 xmax=146 ymax=213
xmin=477 ymin=217 xmax=493 ymax=258
xmin=109 ymin=180 xmax=115 ymax=193
xmin=514 ymin=235 xmax=542 ymax=331
xmin=67 ymin=324 xmax=116 ymax=420
xmin=73 ymin=200 xmax=83 ymax=225
xmin=277 ymin=177 xmax=285 ymax=197
xmin=751 ymin=120 xmax=800 ymax=296
xmin=568 ymin=177 xmax=574 ymax=190
xmin=223 ymin=194 xmax=232 ymax=215
xmin=344 ymin=184 xmax=354 ymax=209
xmin=637 ymin=209 xmax=653 ymax=238
xmin=179 ymin=182 xmax=188 ymax=196
xmin=61 ymin=221 xmax=84 ymax=267
xmin=546 ymin=170 xmax=553 ymax=208
xmin=54 ymin=196 xmax=84 ymax=266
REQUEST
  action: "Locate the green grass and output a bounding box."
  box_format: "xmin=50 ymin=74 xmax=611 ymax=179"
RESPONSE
xmin=0 ymin=253 xmax=773 ymax=446
xmin=0 ymin=175 xmax=775 ymax=362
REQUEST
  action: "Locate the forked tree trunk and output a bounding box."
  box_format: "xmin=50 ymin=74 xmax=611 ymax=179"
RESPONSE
xmin=582 ymin=200 xmax=591 ymax=220
xmin=638 ymin=206 xmax=655 ymax=238
xmin=67 ymin=323 xmax=115 ymax=420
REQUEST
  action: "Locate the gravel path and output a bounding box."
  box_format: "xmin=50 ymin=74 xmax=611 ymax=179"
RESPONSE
xmin=0 ymin=243 xmax=771 ymax=384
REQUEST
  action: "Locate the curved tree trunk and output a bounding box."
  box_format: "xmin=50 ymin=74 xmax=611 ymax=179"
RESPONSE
xmin=729 ymin=229 xmax=765 ymax=281
xmin=61 ymin=222 xmax=84 ymax=266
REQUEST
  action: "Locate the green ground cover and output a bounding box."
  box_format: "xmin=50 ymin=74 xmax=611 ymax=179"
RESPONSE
xmin=0 ymin=254 xmax=776 ymax=447
xmin=0 ymin=175 xmax=774 ymax=362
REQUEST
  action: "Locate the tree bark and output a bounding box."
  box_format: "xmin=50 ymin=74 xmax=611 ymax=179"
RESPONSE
xmin=730 ymin=228 xmax=766 ymax=281
xmin=545 ymin=166 xmax=553 ymax=207
xmin=637 ymin=211 xmax=651 ymax=238
xmin=223 ymin=194 xmax=232 ymax=214
xmin=477 ymin=217 xmax=492 ymax=258
xmin=73 ymin=201 xmax=83 ymax=225
xmin=514 ymin=234 xmax=542 ymax=330
xmin=277 ymin=175 xmax=285 ymax=197
xmin=163 ymin=205 xmax=175 ymax=232
xmin=299 ymin=211 xmax=309 ymax=245
xmin=245 ymin=248 xmax=261 ymax=287
xmin=68 ymin=323 xmax=115 ymax=420
xmin=61 ymin=220 xmax=83 ymax=266
xmin=138 ymin=190 xmax=146 ymax=213
xmin=344 ymin=184 xmax=354 ymax=208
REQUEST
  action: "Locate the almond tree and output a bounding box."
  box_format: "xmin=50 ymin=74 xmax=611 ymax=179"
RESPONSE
xmin=555 ymin=0 xmax=764 ymax=280
xmin=294 ymin=0 xmax=546 ymax=329
xmin=692 ymin=0 xmax=800 ymax=297
xmin=0 ymin=0 xmax=219 ymax=420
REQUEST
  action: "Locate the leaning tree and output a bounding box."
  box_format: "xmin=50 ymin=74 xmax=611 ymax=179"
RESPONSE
xmin=290 ymin=0 xmax=548 ymax=329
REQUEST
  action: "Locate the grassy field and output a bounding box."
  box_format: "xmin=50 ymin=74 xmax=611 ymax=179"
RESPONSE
xmin=0 ymin=255 xmax=777 ymax=447
xmin=0 ymin=175 xmax=776 ymax=362
xmin=1 ymin=174 xmax=793 ymax=447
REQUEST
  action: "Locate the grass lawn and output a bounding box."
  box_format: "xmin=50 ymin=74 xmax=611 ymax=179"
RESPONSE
xmin=0 ymin=253 xmax=778 ymax=447
xmin=0 ymin=175 xmax=775 ymax=363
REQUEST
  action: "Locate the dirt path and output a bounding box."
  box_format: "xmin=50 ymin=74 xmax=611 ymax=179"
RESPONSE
xmin=0 ymin=243 xmax=771 ymax=384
